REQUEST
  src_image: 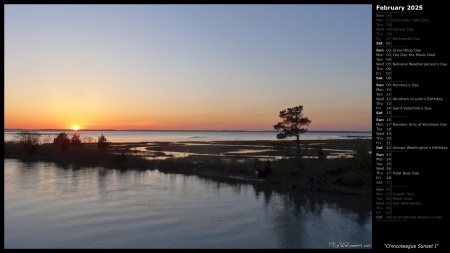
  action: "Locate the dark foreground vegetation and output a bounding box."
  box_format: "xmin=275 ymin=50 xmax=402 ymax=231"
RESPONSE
xmin=4 ymin=131 xmax=372 ymax=196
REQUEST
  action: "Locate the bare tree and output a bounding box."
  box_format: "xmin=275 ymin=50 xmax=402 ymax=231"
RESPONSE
xmin=13 ymin=131 xmax=41 ymax=155
xmin=81 ymin=136 xmax=94 ymax=143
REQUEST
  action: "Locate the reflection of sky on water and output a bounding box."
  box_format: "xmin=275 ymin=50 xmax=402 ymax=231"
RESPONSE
xmin=4 ymin=130 xmax=372 ymax=143
xmin=129 ymin=144 xmax=359 ymax=160
xmin=5 ymin=159 xmax=371 ymax=248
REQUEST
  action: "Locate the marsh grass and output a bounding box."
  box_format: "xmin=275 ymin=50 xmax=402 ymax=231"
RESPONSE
xmin=4 ymin=139 xmax=371 ymax=195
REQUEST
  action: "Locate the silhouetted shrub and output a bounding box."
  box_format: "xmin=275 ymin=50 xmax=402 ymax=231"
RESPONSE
xmin=71 ymin=133 xmax=82 ymax=148
xmin=315 ymin=146 xmax=327 ymax=159
xmin=53 ymin=132 xmax=70 ymax=151
xmin=97 ymin=134 xmax=109 ymax=153
xmin=256 ymin=160 xmax=272 ymax=178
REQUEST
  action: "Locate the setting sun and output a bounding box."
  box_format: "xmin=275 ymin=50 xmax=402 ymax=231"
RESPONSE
xmin=4 ymin=5 xmax=372 ymax=132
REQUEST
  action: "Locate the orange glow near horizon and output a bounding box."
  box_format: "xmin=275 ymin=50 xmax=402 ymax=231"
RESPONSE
xmin=3 ymin=110 xmax=372 ymax=131
xmin=5 ymin=5 xmax=372 ymax=132
xmin=3 ymin=96 xmax=372 ymax=131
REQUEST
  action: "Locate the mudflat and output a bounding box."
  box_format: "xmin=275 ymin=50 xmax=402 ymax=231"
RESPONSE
xmin=110 ymin=139 xmax=372 ymax=159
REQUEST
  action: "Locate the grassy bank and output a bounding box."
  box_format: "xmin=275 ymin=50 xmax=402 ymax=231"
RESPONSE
xmin=4 ymin=139 xmax=372 ymax=196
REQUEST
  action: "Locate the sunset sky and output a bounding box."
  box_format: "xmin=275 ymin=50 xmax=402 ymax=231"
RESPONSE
xmin=5 ymin=4 xmax=371 ymax=131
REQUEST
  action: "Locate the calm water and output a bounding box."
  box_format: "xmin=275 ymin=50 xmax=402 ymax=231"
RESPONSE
xmin=4 ymin=159 xmax=372 ymax=249
xmin=4 ymin=130 xmax=371 ymax=143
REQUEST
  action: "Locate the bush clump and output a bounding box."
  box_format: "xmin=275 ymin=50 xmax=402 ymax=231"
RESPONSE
xmin=53 ymin=132 xmax=70 ymax=151
xmin=97 ymin=134 xmax=109 ymax=153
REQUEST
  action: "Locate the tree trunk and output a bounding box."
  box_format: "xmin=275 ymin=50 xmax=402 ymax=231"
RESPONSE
xmin=296 ymin=134 xmax=301 ymax=168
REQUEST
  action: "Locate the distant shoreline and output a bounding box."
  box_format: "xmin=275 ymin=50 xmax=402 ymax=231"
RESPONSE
xmin=4 ymin=130 xmax=372 ymax=143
